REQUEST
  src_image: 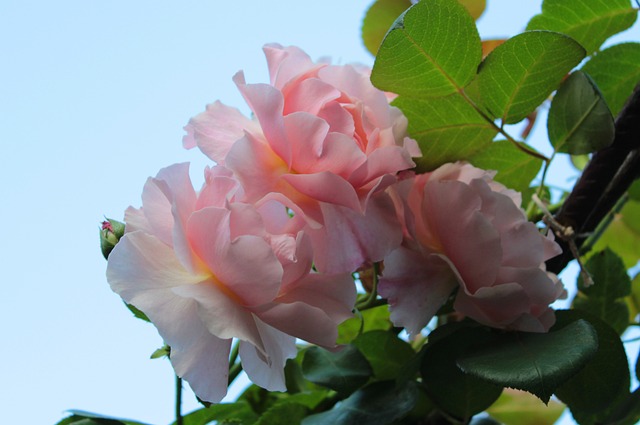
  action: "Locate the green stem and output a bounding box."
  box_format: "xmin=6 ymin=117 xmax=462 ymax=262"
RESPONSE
xmin=355 ymin=263 xmax=383 ymax=311
xmin=175 ymin=376 xmax=183 ymax=425
xmin=228 ymin=362 xmax=243 ymax=385
xmin=229 ymin=340 xmax=239 ymax=369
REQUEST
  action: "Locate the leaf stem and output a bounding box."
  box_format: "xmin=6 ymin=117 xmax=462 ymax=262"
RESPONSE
xmin=228 ymin=361 xmax=243 ymax=385
xmin=355 ymin=263 xmax=383 ymax=311
xmin=175 ymin=375 xmax=183 ymax=425
xmin=579 ymin=193 xmax=629 ymax=256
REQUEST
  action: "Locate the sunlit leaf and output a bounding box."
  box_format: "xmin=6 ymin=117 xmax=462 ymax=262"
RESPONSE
xmin=301 ymin=345 xmax=372 ymax=395
xmin=371 ymin=0 xmax=482 ymax=97
xmin=353 ymin=330 xmax=415 ymax=380
xmin=626 ymin=273 xmax=640 ymax=323
xmin=554 ymin=310 xmax=630 ymax=419
xmin=486 ymin=389 xmax=565 ymax=425
xmin=337 ymin=304 xmax=390 ymax=344
xmin=548 ymin=71 xmax=614 ymax=154
xmin=457 ymin=0 xmax=486 ymax=20
xmin=526 ymin=0 xmax=637 ymax=55
xmin=457 ymin=320 xmax=598 ymax=403
xmin=125 ymin=303 xmax=150 ymax=323
xmin=393 ymin=93 xmax=496 ymax=172
xmin=592 ymin=200 xmax=640 ymax=268
xmin=582 ymin=43 xmax=640 ymax=116
xmin=422 ymin=325 xmax=503 ymax=419
xmin=468 ymin=140 xmax=543 ymax=193
xmin=481 ymin=39 xmax=506 ymax=58
xmin=302 ymin=381 xmax=418 ymax=425
xmin=361 ymin=0 xmax=412 ymax=55
xmin=476 ymin=31 xmax=585 ymax=124
xmin=570 ymin=154 xmax=590 ymax=170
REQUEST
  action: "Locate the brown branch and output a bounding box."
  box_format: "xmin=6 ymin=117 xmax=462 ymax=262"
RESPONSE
xmin=546 ymin=83 xmax=640 ymax=274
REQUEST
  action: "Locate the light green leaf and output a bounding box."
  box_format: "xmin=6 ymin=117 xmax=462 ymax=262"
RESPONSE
xmin=468 ymin=140 xmax=543 ymax=193
xmin=476 ymin=30 xmax=585 ymax=124
xmin=554 ymin=310 xmax=630 ymax=420
xmin=579 ymin=248 xmax=632 ymax=300
xmin=302 ymin=381 xmax=418 ymax=425
xmin=526 ymin=0 xmax=637 ymax=55
xmin=337 ymin=304 xmax=390 ymax=344
xmin=570 ymin=154 xmax=590 ymax=170
xmin=394 ymin=93 xmax=496 ymax=172
xmin=592 ymin=199 xmax=640 ymax=268
xmin=353 ymin=330 xmax=415 ymax=381
xmin=301 ymin=345 xmax=372 ymax=395
xmin=371 ymin=0 xmax=482 ymax=97
xmin=150 ymin=344 xmax=170 ymax=359
xmin=422 ymin=325 xmax=503 ymax=419
xmin=457 ymin=0 xmax=486 ymax=20
xmin=548 ymin=71 xmax=614 ymax=154
xmin=582 ymin=43 xmax=640 ymax=116
xmin=486 ymin=388 xmax=565 ymax=425
xmin=361 ymin=0 xmax=412 ymax=56
xmin=625 ymin=273 xmax=640 ymax=323
xmin=125 ymin=303 xmax=150 ymax=323
xmin=457 ymin=320 xmax=598 ymax=403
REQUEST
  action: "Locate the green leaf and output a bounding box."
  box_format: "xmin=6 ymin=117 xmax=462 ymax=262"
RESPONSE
xmin=457 ymin=319 xmax=598 ymax=403
xmin=150 ymin=344 xmax=170 ymax=359
xmin=526 ymin=0 xmax=637 ymax=55
xmin=393 ymin=93 xmax=496 ymax=172
xmin=422 ymin=325 xmax=503 ymax=419
xmin=592 ymin=199 xmax=640 ymax=268
xmin=302 ymin=381 xmax=418 ymax=425
xmin=255 ymin=402 xmax=308 ymax=425
xmin=608 ymin=388 xmax=640 ymax=425
xmin=626 ymin=273 xmax=640 ymax=323
xmin=579 ymin=248 xmax=632 ymax=299
xmin=582 ymin=42 xmax=640 ymax=117
xmin=628 ymin=180 xmax=640 ymax=201
xmin=468 ymin=140 xmax=543 ymax=193
xmin=570 ymin=154 xmax=590 ymax=170
xmin=353 ymin=330 xmax=415 ymax=381
xmin=57 ymin=411 xmax=150 ymax=425
xmin=125 ymin=303 xmax=150 ymax=323
xmin=301 ymin=345 xmax=372 ymax=395
xmin=174 ymin=402 xmax=259 ymax=425
xmin=553 ymin=310 xmax=630 ymax=420
xmin=337 ymin=304 xmax=390 ymax=344
xmin=361 ymin=0 xmax=412 ymax=56
xmin=371 ymin=0 xmax=482 ymax=97
xmin=476 ymin=30 xmax=585 ymax=124
xmin=548 ymin=71 xmax=614 ymax=154
xmin=573 ymin=297 xmax=630 ymax=334
xmin=457 ymin=0 xmax=486 ymax=20
xmin=486 ymin=389 xmax=565 ymax=425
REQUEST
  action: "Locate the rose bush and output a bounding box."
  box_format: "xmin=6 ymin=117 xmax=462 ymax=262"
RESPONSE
xmin=379 ymin=162 xmax=566 ymax=336
xmin=106 ymin=163 xmax=355 ymax=402
xmin=183 ymin=44 xmax=421 ymax=273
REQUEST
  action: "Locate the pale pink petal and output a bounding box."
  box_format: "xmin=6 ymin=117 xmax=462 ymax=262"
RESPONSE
xmin=239 ymin=319 xmax=297 ymax=392
xmin=454 ymin=282 xmax=532 ymax=329
xmin=123 ymin=206 xmax=151 ymax=234
xmin=379 ymin=247 xmax=458 ymax=337
xmin=349 ymin=145 xmax=415 ymax=188
xmin=140 ymin=177 xmax=173 ymax=247
xmin=282 ymin=172 xmax=361 ymax=211
xmin=263 ymin=43 xmax=317 ymax=90
xmin=283 ymin=78 xmax=340 ymax=115
xmin=187 ymin=207 xmax=282 ymax=306
xmin=317 ymin=101 xmax=355 ymax=135
xmin=182 ymin=101 xmax=260 ymax=163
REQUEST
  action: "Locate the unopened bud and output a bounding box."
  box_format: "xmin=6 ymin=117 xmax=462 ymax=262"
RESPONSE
xmin=100 ymin=218 xmax=125 ymax=259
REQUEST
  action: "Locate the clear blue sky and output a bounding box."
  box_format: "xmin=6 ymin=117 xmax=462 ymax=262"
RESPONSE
xmin=1 ymin=1 xmax=637 ymax=424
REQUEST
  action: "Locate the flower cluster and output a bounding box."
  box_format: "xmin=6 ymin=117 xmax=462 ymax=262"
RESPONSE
xmin=106 ymin=44 xmax=564 ymax=403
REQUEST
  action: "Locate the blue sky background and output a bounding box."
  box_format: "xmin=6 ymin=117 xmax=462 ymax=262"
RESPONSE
xmin=1 ymin=1 xmax=638 ymax=424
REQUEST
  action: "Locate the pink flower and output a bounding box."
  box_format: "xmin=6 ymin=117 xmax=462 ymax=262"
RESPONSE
xmin=379 ymin=162 xmax=565 ymax=335
xmin=183 ymin=44 xmax=421 ymax=273
xmin=106 ymin=163 xmax=355 ymax=402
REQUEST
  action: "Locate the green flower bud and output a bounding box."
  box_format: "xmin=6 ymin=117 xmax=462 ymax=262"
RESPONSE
xmin=100 ymin=218 xmax=125 ymax=259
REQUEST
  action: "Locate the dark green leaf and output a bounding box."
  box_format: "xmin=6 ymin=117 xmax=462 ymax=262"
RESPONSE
xmin=627 ymin=273 xmax=640 ymax=327
xmin=337 ymin=304 xmax=390 ymax=345
xmin=394 ymin=93 xmax=496 ymax=172
xmin=353 ymin=330 xmax=415 ymax=380
xmin=579 ymin=248 xmax=632 ymax=299
xmin=58 ymin=411 xmax=149 ymax=425
xmin=608 ymin=388 xmax=640 ymax=425
xmin=361 ymin=0 xmax=412 ymax=56
xmin=468 ymin=140 xmax=543 ymax=193
xmin=582 ymin=43 xmax=640 ymax=116
xmin=371 ymin=0 xmax=482 ymax=97
xmin=628 ymin=180 xmax=640 ymax=201
xmin=302 ymin=381 xmax=418 ymax=425
xmin=457 ymin=0 xmax=486 ymax=20
xmin=573 ymin=297 xmax=630 ymax=334
xmin=476 ymin=30 xmax=585 ymax=124
xmin=174 ymin=401 xmax=259 ymax=425
xmin=548 ymin=71 xmax=614 ymax=154
xmin=301 ymin=345 xmax=372 ymax=395
xmin=553 ymin=310 xmax=630 ymax=420
xmin=283 ymin=391 xmax=330 ymax=410
xmin=239 ymin=385 xmax=280 ymax=416
xmin=457 ymin=320 xmax=598 ymax=403
xmin=422 ymin=325 xmax=503 ymax=419
xmin=526 ymin=0 xmax=637 ymax=55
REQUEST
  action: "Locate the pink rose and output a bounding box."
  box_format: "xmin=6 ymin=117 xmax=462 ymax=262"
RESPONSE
xmin=107 ymin=163 xmax=355 ymax=402
xmin=183 ymin=44 xmax=421 ymax=273
xmin=379 ymin=162 xmax=565 ymax=335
